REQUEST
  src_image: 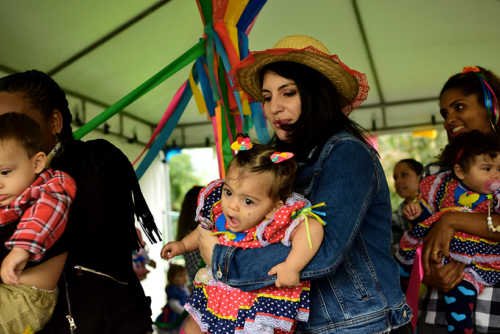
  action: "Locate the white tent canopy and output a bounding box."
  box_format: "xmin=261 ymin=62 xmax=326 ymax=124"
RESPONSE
xmin=1 ymin=0 xmax=499 ymax=150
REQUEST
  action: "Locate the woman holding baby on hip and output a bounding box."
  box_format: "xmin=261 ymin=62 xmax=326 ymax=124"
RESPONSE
xmin=191 ymin=35 xmax=412 ymax=333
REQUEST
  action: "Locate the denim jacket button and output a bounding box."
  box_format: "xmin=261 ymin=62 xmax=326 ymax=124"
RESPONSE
xmin=216 ymin=269 xmax=223 ymax=279
xmin=403 ymin=309 xmax=407 ymax=318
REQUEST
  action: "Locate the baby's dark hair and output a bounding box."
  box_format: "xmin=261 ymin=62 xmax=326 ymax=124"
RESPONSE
xmin=167 ymin=263 xmax=186 ymax=286
xmin=227 ymin=143 xmax=297 ymax=201
xmin=396 ymin=159 xmax=424 ymax=177
xmin=0 ymin=113 xmax=44 ymax=157
xmin=440 ymin=66 xmax=500 ymax=132
xmin=438 ymin=130 xmax=500 ymax=172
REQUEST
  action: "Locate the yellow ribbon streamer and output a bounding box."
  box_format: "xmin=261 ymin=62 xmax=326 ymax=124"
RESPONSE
xmin=224 ymin=0 xmax=249 ymax=25
xmin=240 ymin=92 xmax=251 ymax=116
xmin=189 ymin=68 xmax=209 ymax=115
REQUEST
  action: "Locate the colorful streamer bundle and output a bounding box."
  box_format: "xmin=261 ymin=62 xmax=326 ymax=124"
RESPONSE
xmin=72 ymin=0 xmax=271 ymax=180
xmin=194 ymin=0 xmax=269 ymax=174
xmin=133 ymin=0 xmax=269 ymax=178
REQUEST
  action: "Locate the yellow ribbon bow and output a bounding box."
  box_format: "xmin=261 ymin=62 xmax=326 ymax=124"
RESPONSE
xmin=292 ymin=202 xmax=327 ymax=249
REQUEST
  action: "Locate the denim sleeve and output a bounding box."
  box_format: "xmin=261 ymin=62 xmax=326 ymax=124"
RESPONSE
xmin=211 ymin=139 xmax=378 ymax=291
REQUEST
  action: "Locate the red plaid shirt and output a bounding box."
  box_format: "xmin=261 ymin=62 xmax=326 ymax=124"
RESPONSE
xmin=0 ymin=169 xmax=77 ymax=261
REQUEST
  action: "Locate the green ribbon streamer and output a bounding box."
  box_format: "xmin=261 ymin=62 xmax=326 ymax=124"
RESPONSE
xmin=243 ymin=115 xmax=253 ymax=134
xmin=198 ymin=0 xmax=213 ymax=25
xmin=73 ymin=39 xmax=206 ymax=140
xmin=217 ymin=61 xmax=236 ymax=169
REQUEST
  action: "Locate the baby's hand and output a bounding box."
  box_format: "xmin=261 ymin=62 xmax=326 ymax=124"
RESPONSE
xmin=1 ymin=247 xmax=30 ymax=285
xmin=403 ymin=202 xmax=422 ymax=220
xmin=268 ymin=262 xmax=300 ymax=288
xmin=160 ymin=241 xmax=186 ymax=260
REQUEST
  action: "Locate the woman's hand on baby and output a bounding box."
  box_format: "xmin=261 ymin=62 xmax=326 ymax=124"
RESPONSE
xmin=422 ymin=216 xmax=455 ymax=272
xmin=422 ymin=260 xmax=465 ymax=293
xmin=403 ymin=202 xmax=421 ymax=220
xmin=421 ymin=214 xmax=464 ymax=292
xmin=160 ymin=241 xmax=186 ymax=260
xmin=268 ymin=262 xmax=300 ymax=288
xmin=1 ymin=247 xmax=30 ymax=285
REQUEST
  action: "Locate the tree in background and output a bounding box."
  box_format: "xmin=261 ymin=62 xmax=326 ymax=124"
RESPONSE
xmin=168 ymin=154 xmax=203 ymax=211
xmin=378 ymin=129 xmax=448 ymax=209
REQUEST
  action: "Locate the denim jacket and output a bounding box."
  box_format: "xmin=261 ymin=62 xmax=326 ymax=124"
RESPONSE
xmin=211 ymin=131 xmax=411 ymax=333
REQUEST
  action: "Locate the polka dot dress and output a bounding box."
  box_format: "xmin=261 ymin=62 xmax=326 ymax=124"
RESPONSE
xmin=186 ymin=180 xmax=311 ymax=334
xmin=397 ymin=171 xmax=500 ymax=288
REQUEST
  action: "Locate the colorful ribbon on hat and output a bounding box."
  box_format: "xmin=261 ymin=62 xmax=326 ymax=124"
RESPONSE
xmin=270 ymin=152 xmax=294 ymax=163
xmin=291 ymin=202 xmax=327 ymax=249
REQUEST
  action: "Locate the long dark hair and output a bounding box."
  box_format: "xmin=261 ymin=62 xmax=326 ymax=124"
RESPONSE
xmin=0 ymin=70 xmax=73 ymax=142
xmin=176 ymin=185 xmax=203 ymax=241
xmin=259 ymin=61 xmax=368 ymax=160
xmin=440 ymin=66 xmax=500 ymax=133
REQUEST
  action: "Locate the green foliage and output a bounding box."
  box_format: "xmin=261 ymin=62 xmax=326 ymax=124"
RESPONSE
xmin=378 ymin=130 xmax=448 ymax=210
xmin=168 ymin=153 xmax=203 ymax=211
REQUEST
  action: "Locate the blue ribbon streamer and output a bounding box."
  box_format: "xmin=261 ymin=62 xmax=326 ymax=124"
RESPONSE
xmin=238 ymin=30 xmax=249 ymax=59
xmin=196 ymin=57 xmax=216 ymax=116
xmin=237 ymin=0 xmax=267 ymax=33
xmin=250 ymin=102 xmax=270 ymax=143
xmin=136 ymin=82 xmax=193 ymax=179
xmin=205 ymin=25 xmax=245 ymax=122
xmin=204 ymin=29 xmax=220 ymax=103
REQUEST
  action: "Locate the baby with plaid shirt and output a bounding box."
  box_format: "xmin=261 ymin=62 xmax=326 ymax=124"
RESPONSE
xmin=0 ymin=113 xmax=76 ymax=334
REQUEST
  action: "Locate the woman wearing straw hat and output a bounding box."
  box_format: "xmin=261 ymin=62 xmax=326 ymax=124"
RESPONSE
xmin=197 ymin=35 xmax=413 ymax=333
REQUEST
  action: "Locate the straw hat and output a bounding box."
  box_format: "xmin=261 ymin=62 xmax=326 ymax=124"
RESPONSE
xmin=234 ymin=35 xmax=369 ymax=112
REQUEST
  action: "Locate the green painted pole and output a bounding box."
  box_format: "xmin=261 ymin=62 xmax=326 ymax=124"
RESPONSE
xmin=73 ymin=39 xmax=206 ymax=139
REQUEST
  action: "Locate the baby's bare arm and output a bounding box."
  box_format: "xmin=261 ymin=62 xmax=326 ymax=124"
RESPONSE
xmin=161 ymin=227 xmax=201 ymax=260
xmin=1 ymin=247 xmax=30 ymax=285
xmin=268 ymin=218 xmax=324 ymax=287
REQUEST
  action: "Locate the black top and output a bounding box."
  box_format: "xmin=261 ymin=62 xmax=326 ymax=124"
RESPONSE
xmin=51 ymin=138 xmax=160 ymax=280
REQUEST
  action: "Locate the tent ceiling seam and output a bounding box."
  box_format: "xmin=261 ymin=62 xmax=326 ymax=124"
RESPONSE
xmin=47 ymin=0 xmax=172 ymax=76
xmin=352 ymin=0 xmax=387 ymax=129
xmin=0 ymin=64 xmax=155 ymax=128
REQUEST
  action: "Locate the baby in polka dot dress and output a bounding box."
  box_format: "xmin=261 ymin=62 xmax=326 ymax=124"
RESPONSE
xmin=396 ymin=131 xmax=500 ymax=334
xmin=161 ymin=142 xmax=325 ymax=334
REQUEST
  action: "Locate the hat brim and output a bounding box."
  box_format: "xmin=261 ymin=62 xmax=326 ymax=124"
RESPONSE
xmin=235 ymin=47 xmax=359 ymax=106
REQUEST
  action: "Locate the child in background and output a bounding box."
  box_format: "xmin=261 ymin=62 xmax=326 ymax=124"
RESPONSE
xmin=391 ymin=158 xmax=424 ymax=252
xmin=0 ymin=113 xmax=76 ymax=333
xmin=155 ymin=264 xmax=190 ymax=334
xmin=132 ymin=227 xmax=157 ymax=281
xmin=161 ymin=139 xmax=325 ymax=334
xmin=397 ymin=130 xmax=500 ymax=334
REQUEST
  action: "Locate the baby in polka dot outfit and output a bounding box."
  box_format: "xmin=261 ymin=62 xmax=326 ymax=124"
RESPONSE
xmin=161 ymin=141 xmax=324 ymax=334
xmin=396 ymin=131 xmax=500 ymax=334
